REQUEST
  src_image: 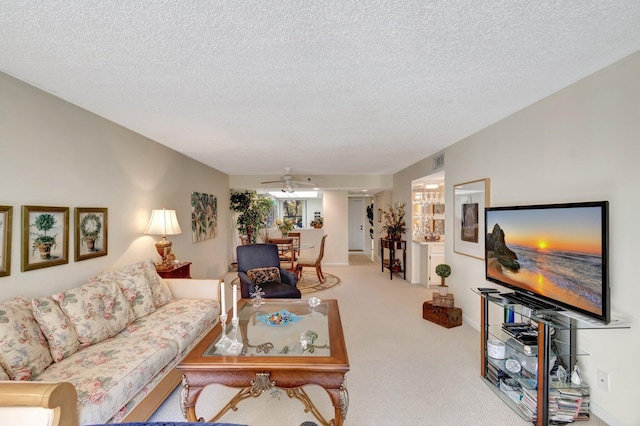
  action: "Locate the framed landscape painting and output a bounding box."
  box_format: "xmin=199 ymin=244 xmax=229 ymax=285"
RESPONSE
xmin=0 ymin=206 xmax=12 ymax=277
xmin=75 ymin=207 xmax=108 ymax=261
xmin=454 ymin=179 xmax=490 ymax=260
xmin=22 ymin=205 xmax=69 ymax=271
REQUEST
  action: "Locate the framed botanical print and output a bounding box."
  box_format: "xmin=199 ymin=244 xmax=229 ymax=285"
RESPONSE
xmin=22 ymin=205 xmax=69 ymax=271
xmin=0 ymin=206 xmax=13 ymax=277
xmin=454 ymin=179 xmax=490 ymax=259
xmin=75 ymin=207 xmax=108 ymax=261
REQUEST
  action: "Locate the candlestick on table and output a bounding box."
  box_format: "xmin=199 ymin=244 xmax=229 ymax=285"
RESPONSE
xmin=220 ymin=281 xmax=226 ymax=313
xmin=232 ymin=284 xmax=238 ymax=319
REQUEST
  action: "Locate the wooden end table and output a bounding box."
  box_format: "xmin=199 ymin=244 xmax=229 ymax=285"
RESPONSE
xmin=178 ymin=299 xmax=350 ymax=426
xmin=155 ymin=261 xmax=191 ymax=278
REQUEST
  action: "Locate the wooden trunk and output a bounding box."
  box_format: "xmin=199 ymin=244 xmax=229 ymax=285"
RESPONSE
xmin=422 ymin=301 xmax=462 ymax=328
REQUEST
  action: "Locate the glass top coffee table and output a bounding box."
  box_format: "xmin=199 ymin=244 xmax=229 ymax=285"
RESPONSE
xmin=178 ymin=298 xmax=349 ymax=426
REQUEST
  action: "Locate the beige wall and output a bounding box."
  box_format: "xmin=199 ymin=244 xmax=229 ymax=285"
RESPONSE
xmin=0 ymin=72 xmax=231 ymax=300
xmin=396 ymin=51 xmax=640 ymax=425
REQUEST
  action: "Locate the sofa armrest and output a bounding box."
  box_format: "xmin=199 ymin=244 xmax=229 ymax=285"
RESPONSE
xmin=0 ymin=381 xmax=78 ymax=426
xmin=164 ymin=278 xmax=220 ymax=301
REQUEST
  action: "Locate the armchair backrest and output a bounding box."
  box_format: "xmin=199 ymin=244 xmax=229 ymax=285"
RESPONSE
xmin=237 ymin=243 xmax=281 ymax=273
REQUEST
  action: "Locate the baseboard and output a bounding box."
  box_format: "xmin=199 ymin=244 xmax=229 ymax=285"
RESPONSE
xmin=120 ymin=368 xmax=182 ymax=422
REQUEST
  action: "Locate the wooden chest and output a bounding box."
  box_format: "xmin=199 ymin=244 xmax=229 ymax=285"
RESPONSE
xmin=422 ymin=301 xmax=462 ymax=328
xmin=431 ymin=292 xmax=454 ymax=308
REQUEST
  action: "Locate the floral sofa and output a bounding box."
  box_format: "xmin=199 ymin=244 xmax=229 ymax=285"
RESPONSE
xmin=0 ymin=259 xmax=221 ymax=425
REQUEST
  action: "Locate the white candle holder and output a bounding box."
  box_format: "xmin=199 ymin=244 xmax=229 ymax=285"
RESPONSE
xmin=215 ymin=314 xmax=231 ymax=351
xmin=225 ymin=317 xmax=243 ymax=355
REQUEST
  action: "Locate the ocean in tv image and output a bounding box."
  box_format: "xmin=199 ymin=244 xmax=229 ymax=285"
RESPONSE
xmin=486 ymin=206 xmax=603 ymax=316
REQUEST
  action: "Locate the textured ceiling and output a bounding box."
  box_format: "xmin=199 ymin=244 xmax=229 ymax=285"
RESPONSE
xmin=1 ymin=1 xmax=639 ymax=179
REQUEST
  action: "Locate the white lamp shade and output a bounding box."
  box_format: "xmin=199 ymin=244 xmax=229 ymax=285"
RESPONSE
xmin=144 ymin=209 xmax=182 ymax=236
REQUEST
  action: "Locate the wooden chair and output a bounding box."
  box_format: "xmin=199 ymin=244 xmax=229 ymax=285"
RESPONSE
xmin=267 ymin=237 xmax=296 ymax=272
xmin=287 ymin=232 xmax=301 ymax=258
xmin=295 ymin=234 xmax=327 ymax=283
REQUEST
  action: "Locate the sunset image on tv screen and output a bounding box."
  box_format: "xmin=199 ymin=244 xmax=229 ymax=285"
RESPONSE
xmin=486 ymin=206 xmax=603 ymax=316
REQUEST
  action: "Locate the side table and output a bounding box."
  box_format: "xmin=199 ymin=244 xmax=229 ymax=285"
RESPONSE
xmin=156 ymin=261 xmax=192 ymax=278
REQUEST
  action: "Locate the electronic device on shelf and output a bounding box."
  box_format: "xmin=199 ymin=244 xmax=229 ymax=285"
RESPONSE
xmin=485 ymin=201 xmax=610 ymax=324
xmin=500 ymin=292 xmax=559 ymax=311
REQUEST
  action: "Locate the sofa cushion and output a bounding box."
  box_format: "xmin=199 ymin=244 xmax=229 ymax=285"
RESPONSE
xmin=0 ymin=296 xmax=53 ymax=380
xmin=53 ymin=281 xmax=134 ymax=347
xmin=0 ymin=363 xmax=8 ymax=380
xmin=247 ymin=267 xmax=281 ymax=286
xmin=94 ymin=259 xmax=173 ymax=308
xmin=36 ymin=335 xmax=178 ymax=425
xmin=116 ymin=273 xmax=156 ymax=319
xmin=117 ymin=298 xmax=218 ymax=354
xmin=32 ymin=296 xmax=80 ymax=362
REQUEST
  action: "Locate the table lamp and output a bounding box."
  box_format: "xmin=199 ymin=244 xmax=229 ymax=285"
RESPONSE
xmin=144 ymin=208 xmax=182 ymax=269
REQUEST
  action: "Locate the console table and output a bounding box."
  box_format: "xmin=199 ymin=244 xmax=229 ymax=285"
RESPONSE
xmin=380 ymin=238 xmax=406 ymax=280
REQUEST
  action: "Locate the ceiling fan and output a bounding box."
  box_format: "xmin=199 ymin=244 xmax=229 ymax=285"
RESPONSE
xmin=260 ymin=168 xmax=315 ymax=193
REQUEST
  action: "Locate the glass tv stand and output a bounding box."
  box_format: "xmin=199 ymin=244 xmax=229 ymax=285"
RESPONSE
xmin=473 ymin=289 xmax=630 ymax=425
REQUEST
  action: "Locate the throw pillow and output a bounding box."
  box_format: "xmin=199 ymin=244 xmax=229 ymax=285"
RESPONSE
xmin=115 ymin=273 xmax=156 ymax=318
xmin=247 ymin=267 xmax=281 ymax=285
xmin=32 ymin=296 xmax=80 ymax=362
xmin=0 ymin=296 xmax=53 ymax=380
xmin=53 ymin=281 xmax=133 ymax=347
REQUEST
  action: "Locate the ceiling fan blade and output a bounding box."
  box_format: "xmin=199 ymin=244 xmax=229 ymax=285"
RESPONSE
xmin=260 ymin=180 xmax=283 ymax=184
xmin=292 ymin=180 xmax=315 ymax=186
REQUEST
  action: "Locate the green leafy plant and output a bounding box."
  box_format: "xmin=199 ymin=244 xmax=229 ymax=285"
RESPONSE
xmin=435 ymin=263 xmax=452 ymax=286
xmin=31 ymin=213 xmax=57 ymax=255
xmin=230 ymin=190 xmax=274 ymax=243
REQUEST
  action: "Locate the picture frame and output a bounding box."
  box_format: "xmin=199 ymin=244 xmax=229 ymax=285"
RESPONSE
xmin=191 ymin=192 xmax=217 ymax=242
xmin=378 ymin=209 xmax=382 ymax=223
xmin=75 ymin=207 xmax=108 ymax=261
xmin=0 ymin=206 xmax=13 ymax=277
xmin=454 ymin=178 xmax=490 ymax=259
xmin=22 ymin=205 xmax=69 ymax=271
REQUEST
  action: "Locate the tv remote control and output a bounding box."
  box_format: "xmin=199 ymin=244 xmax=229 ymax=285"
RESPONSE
xmin=477 ymin=287 xmax=500 ymax=293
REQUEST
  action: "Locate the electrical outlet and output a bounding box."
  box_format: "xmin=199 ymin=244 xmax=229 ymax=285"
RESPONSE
xmin=598 ymin=369 xmax=611 ymax=392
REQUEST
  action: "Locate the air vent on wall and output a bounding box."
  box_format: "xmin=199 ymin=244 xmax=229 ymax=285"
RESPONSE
xmin=433 ymin=154 xmax=445 ymax=169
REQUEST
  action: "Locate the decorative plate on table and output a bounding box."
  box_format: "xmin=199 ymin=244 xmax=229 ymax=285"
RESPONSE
xmin=257 ymin=309 xmax=302 ymax=326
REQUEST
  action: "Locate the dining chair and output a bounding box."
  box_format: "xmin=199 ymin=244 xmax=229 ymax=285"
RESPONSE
xmin=287 ymin=232 xmax=301 ymax=258
xmin=267 ymin=237 xmax=296 ymax=271
xmin=295 ymin=234 xmax=327 ymax=282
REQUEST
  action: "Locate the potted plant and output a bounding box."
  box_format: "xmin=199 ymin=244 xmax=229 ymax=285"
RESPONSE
xmin=274 ymin=217 xmax=295 ymax=236
xmin=379 ymin=202 xmax=407 ymax=240
xmin=31 ymin=213 xmax=57 ymax=259
xmin=435 ymin=263 xmax=452 ymax=295
xmin=230 ymin=190 xmax=274 ymax=243
xmin=310 ymin=216 xmax=324 ymax=228
xmin=80 ymin=213 xmax=101 ymax=251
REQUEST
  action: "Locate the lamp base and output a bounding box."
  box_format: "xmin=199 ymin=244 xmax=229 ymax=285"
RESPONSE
xmin=155 ymin=237 xmax=173 ymax=269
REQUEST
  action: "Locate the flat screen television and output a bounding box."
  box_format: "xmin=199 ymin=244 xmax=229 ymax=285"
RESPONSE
xmin=485 ymin=201 xmax=609 ymax=323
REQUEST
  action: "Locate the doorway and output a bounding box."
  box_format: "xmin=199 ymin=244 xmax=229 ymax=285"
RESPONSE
xmin=348 ymin=198 xmax=365 ymax=251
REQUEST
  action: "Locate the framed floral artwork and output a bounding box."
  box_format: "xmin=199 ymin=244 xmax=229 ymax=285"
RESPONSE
xmin=191 ymin=192 xmax=217 ymax=242
xmin=75 ymin=207 xmax=108 ymax=261
xmin=0 ymin=206 xmax=13 ymax=277
xmin=454 ymin=179 xmax=490 ymax=260
xmin=22 ymin=205 xmax=69 ymax=271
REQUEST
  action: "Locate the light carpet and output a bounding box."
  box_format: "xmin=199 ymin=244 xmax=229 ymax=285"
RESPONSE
xmin=149 ymin=255 xmax=608 ymax=426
